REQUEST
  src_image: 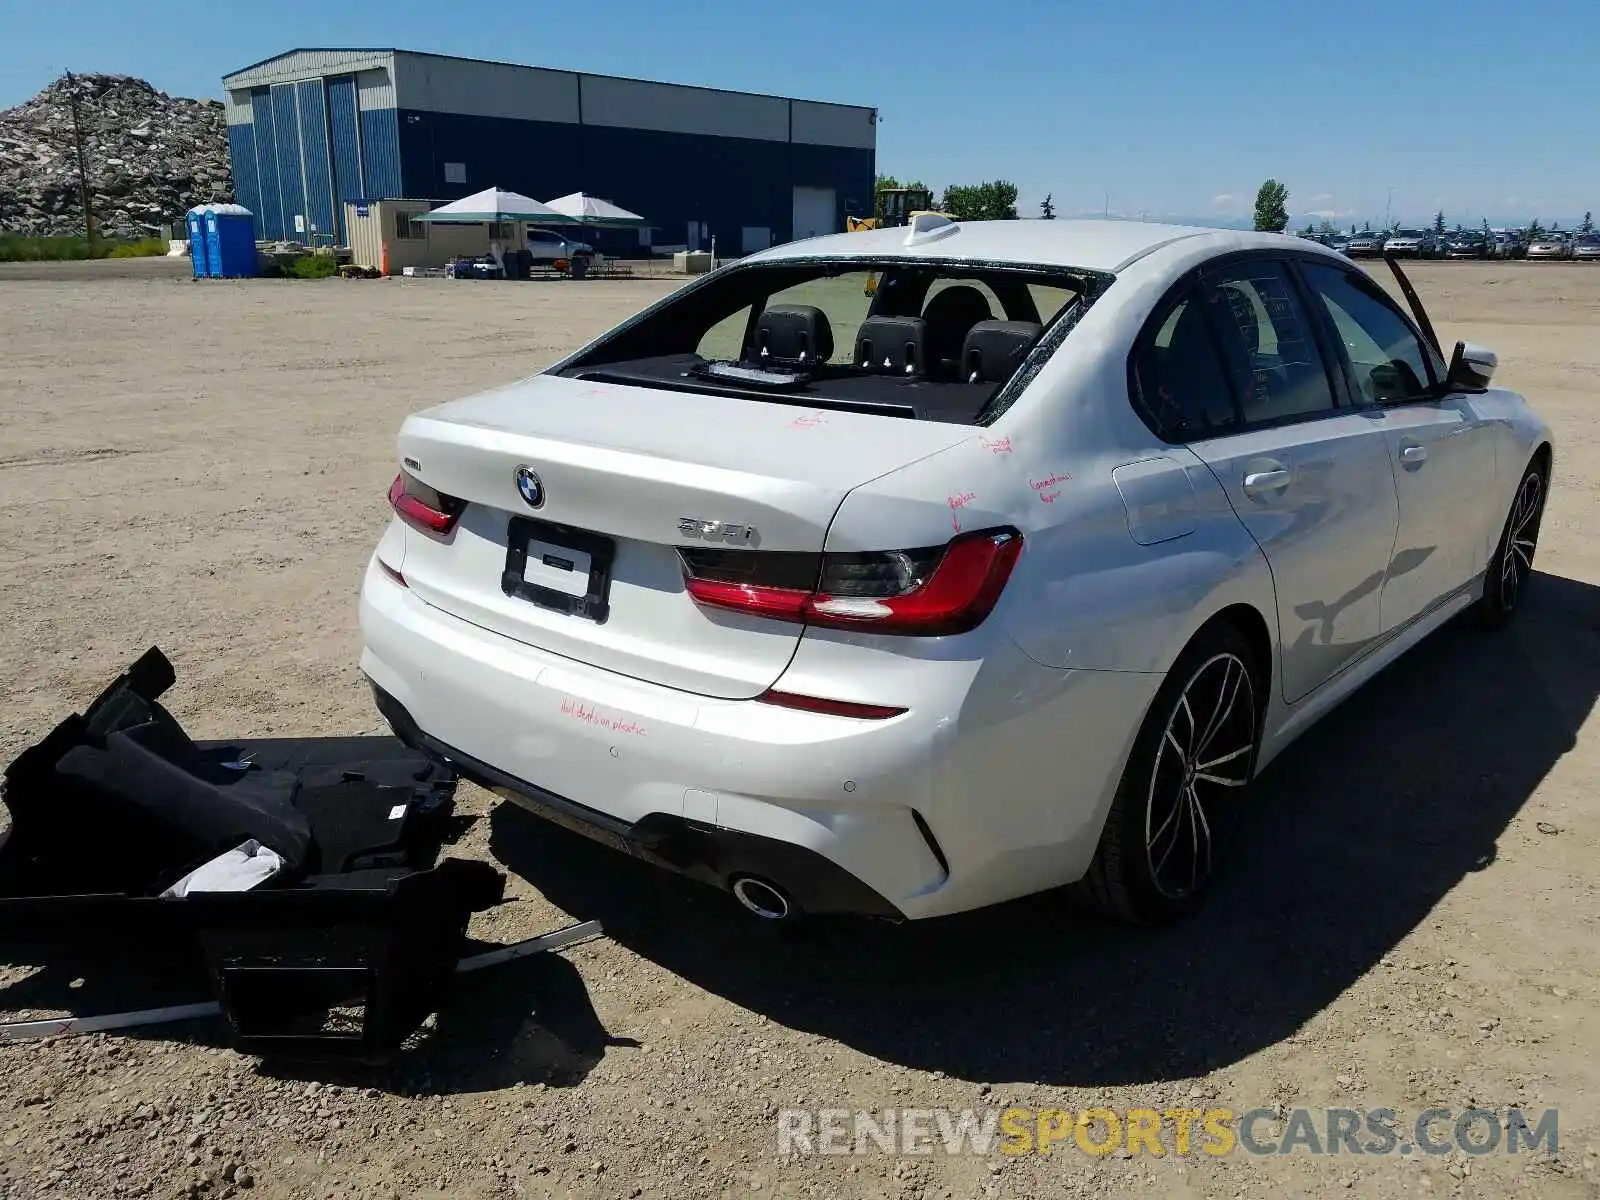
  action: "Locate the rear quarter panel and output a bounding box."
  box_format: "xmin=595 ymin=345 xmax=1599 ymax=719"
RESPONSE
xmin=827 ymin=264 xmax=1279 ymax=679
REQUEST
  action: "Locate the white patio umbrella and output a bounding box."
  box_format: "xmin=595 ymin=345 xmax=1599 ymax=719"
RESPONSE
xmin=542 ymin=192 xmax=648 ymax=227
xmin=411 ymin=187 xmax=564 ymax=223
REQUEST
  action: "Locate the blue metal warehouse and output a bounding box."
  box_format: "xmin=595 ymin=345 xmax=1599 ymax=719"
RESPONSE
xmin=221 ymin=49 xmax=876 ymax=252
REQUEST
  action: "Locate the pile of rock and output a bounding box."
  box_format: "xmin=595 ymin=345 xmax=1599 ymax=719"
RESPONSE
xmin=0 ymin=73 xmax=232 ymax=239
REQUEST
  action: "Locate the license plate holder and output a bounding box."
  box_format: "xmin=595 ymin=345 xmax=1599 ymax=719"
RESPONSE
xmin=502 ymin=516 xmax=615 ymax=625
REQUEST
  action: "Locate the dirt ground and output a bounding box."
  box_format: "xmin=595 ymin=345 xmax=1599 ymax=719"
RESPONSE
xmin=1 ymin=258 xmax=1598 ymax=1200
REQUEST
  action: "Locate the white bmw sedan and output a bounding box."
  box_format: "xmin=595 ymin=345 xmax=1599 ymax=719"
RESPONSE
xmin=359 ymin=216 xmax=1552 ymax=926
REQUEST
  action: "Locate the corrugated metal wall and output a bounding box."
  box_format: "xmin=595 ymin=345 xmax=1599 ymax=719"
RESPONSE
xmin=295 ymin=80 xmax=336 ymax=242
xmin=360 ymin=108 xmax=403 ymax=202
xmin=224 ymin=49 xmax=393 ymax=90
xmin=392 ymin=54 xmax=577 ymax=123
xmin=227 ymin=62 xmax=400 ymax=242
xmin=270 ymin=85 xmax=307 ymax=238
xmin=226 ymin=124 xmax=262 ymax=228
xmin=248 ymin=88 xmax=284 ymax=240
xmin=392 ymin=112 xmax=871 ymax=248
xmin=326 ymin=76 xmax=364 ymax=241
xmin=580 ymin=76 xmax=789 ymax=142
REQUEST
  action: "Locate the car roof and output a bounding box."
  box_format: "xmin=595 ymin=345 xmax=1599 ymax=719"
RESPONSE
xmin=745 ymin=218 xmax=1316 ymax=274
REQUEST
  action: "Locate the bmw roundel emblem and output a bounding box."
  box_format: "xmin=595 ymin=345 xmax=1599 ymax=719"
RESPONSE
xmin=514 ymin=465 xmax=544 ymax=509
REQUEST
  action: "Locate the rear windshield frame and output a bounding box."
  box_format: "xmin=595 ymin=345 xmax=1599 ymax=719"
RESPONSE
xmin=546 ymin=255 xmax=1115 ymax=427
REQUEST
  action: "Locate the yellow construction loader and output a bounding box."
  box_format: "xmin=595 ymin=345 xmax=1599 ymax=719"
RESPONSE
xmin=847 ymin=187 xmax=952 ymax=232
xmin=849 ymin=187 xmax=955 ymax=292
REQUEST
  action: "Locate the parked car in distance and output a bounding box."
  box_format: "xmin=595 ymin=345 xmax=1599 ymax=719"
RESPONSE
xmin=1491 ymin=230 xmax=1526 ymax=259
xmin=1526 ymin=232 xmax=1573 ymax=260
xmin=1346 ymin=231 xmax=1387 ymax=257
xmin=1446 ymin=232 xmax=1491 ymax=259
xmin=1324 ymin=235 xmax=1352 ymax=256
xmin=525 ymin=228 xmax=594 ymax=263
xmin=362 ymin=216 xmax=1552 ymax=928
xmin=1574 ymin=233 xmax=1600 ymax=261
xmin=1383 ymin=228 xmax=1435 ymax=258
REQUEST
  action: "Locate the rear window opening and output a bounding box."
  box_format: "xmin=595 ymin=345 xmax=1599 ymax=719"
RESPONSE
xmin=554 ymin=259 xmax=1102 ymax=424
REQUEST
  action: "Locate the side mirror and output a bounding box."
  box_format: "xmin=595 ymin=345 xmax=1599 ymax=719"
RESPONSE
xmin=1445 ymin=340 xmax=1497 ymax=392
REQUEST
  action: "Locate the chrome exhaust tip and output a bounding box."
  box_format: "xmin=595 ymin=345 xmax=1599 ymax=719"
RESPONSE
xmin=731 ymin=876 xmax=792 ymax=921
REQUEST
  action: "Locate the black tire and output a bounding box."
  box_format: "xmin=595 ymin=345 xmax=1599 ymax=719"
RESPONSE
xmin=1077 ymin=621 xmax=1263 ymax=925
xmin=1477 ymin=457 xmax=1548 ymax=628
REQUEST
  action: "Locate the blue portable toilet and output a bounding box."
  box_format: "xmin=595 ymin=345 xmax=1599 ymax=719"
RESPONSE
xmin=204 ymin=204 xmax=258 ymax=278
xmin=185 ymin=206 xmax=211 ymax=278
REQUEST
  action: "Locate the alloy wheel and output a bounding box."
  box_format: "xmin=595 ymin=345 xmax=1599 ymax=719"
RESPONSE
xmin=1144 ymin=653 xmax=1258 ymax=900
xmin=1499 ymin=471 xmax=1544 ymax=612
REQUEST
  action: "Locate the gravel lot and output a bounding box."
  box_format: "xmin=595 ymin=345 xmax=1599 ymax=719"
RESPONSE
xmin=2 ymin=260 xmax=1598 ymax=1200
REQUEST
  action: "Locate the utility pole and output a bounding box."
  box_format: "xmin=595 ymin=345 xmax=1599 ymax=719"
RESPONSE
xmin=1385 ymin=187 xmax=1394 ymax=231
xmin=64 ymin=70 xmax=95 ymax=248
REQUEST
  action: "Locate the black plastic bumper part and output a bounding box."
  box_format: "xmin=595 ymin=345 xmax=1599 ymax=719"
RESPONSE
xmin=370 ymin=682 xmax=905 ymax=921
xmin=1 ymin=648 xmax=507 ymax=1062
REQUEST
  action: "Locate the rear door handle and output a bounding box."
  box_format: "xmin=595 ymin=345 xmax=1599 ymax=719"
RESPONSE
xmin=1242 ymin=468 xmax=1291 ymax=496
xmin=1400 ymin=443 xmax=1427 ymax=464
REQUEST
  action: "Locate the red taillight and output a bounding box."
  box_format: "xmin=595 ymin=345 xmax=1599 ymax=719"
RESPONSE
xmin=757 ymin=690 xmax=907 ymax=720
xmin=388 ymin=471 xmax=465 ymax=536
xmin=680 ymin=528 xmax=1022 ymax=637
xmin=680 ymin=578 xmax=811 ymax=621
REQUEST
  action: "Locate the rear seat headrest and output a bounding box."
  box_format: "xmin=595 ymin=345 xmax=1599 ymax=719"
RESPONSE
xmin=750 ymin=304 xmax=834 ymax=366
xmin=855 ymin=315 xmax=927 ymax=376
xmin=961 ymin=320 xmax=1044 ymax=383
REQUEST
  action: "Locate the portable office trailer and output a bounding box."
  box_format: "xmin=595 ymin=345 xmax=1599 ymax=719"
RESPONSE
xmin=344 ymin=199 xmax=493 ymax=273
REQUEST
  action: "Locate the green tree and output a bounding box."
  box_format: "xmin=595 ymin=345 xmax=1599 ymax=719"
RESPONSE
xmin=1253 ymin=179 xmax=1290 ymax=232
xmin=1363 ymin=221 xmax=1372 ymax=232
xmin=1526 ymin=219 xmax=1545 ymax=240
xmin=1433 ymin=209 xmax=1447 ymax=234
xmin=875 ymin=175 xmax=929 ymax=194
xmin=1583 ymin=211 xmax=1595 ymax=234
xmin=1040 ymin=193 xmax=1056 ymax=220
xmin=940 ymin=180 xmax=1019 ymax=221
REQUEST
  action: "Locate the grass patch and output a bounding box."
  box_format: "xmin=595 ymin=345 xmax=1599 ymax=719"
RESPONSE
xmin=106 ymin=238 xmax=170 ymax=259
xmin=0 ymin=233 xmax=171 ymax=262
xmin=287 ymin=253 xmax=339 ymax=279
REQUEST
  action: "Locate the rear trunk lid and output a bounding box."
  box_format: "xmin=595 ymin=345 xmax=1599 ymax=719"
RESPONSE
xmin=393 ymin=374 xmax=974 ymax=698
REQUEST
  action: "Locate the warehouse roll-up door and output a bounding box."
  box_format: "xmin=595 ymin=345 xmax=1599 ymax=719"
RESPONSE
xmin=249 ymin=89 xmax=284 ymax=240
xmin=791 ymin=186 xmax=836 ymax=242
xmin=270 ymin=85 xmax=307 ymax=240
xmin=295 ymin=80 xmax=336 ymax=244
xmin=325 ymin=75 xmax=363 ymax=243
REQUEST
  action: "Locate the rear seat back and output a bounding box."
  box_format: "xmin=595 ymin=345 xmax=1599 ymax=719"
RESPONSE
xmin=855 ymin=315 xmax=928 ymax=375
xmin=749 ymin=304 xmax=834 ymax=367
xmin=961 ymin=320 xmax=1044 ymax=383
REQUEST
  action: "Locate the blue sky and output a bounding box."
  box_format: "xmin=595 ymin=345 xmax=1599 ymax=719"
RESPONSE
xmin=3 ymin=0 xmax=1595 ymax=228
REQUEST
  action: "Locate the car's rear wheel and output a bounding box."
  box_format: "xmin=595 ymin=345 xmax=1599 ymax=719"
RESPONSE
xmin=1078 ymin=622 xmax=1262 ymax=925
xmin=1477 ymin=458 xmax=1548 ymax=628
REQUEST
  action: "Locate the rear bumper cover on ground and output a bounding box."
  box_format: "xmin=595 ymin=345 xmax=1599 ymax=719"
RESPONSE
xmin=369 ymin=681 xmax=905 ymax=919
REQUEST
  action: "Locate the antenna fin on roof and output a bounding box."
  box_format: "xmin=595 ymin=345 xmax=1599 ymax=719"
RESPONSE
xmin=904 ymin=213 xmax=958 ymax=245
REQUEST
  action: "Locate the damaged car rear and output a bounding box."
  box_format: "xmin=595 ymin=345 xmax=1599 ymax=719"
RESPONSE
xmin=361 ymin=217 xmax=1553 ymax=927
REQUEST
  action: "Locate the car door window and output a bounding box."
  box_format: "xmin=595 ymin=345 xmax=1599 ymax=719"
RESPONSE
xmin=1299 ymin=263 xmax=1438 ymax=404
xmin=1128 ymin=286 xmax=1240 ymax=441
xmin=1199 ymin=260 xmax=1337 ymax=425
